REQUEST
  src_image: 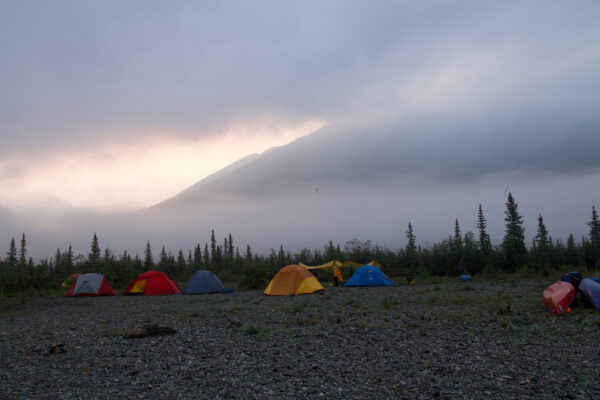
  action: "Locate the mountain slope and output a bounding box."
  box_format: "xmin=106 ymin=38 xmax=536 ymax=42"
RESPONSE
xmin=153 ymin=108 xmax=600 ymax=212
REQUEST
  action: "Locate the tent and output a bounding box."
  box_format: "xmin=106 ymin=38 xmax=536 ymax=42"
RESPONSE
xmin=344 ymin=265 xmax=396 ymax=287
xmin=264 ymin=264 xmax=324 ymax=295
xmin=123 ymin=270 xmax=181 ymax=295
xmin=64 ymin=273 xmax=116 ymax=297
xmin=579 ymin=278 xmax=600 ymax=310
xmin=182 ymin=270 xmax=224 ymax=294
xmin=61 ymin=273 xmax=81 ymax=288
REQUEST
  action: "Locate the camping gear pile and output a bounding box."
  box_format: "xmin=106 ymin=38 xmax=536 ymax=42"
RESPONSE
xmin=542 ymin=272 xmax=600 ymax=315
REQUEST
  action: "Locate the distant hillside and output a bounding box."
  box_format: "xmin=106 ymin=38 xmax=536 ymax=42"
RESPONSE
xmin=151 ymin=109 xmax=600 ymax=213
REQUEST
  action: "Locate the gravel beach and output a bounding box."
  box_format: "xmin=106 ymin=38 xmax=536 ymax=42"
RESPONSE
xmin=1 ymin=279 xmax=598 ymax=399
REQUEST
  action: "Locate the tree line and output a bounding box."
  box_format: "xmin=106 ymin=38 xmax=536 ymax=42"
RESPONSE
xmin=1 ymin=193 xmax=599 ymax=295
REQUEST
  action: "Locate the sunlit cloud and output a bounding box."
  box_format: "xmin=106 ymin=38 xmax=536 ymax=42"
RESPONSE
xmin=0 ymin=119 xmax=325 ymax=211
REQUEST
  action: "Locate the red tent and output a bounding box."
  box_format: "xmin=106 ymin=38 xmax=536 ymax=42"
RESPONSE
xmin=123 ymin=270 xmax=181 ymax=295
xmin=64 ymin=273 xmax=117 ymax=297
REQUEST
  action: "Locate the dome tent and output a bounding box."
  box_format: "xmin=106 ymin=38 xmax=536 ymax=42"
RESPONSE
xmin=183 ymin=270 xmax=224 ymax=294
xmin=344 ymin=265 xmax=396 ymax=287
xmin=264 ymin=264 xmax=323 ymax=296
xmin=123 ymin=270 xmax=181 ymax=295
xmin=64 ymin=273 xmax=116 ymax=297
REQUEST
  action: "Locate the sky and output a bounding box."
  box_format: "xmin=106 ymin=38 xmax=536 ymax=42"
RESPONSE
xmin=1 ymin=1 xmax=600 ymax=257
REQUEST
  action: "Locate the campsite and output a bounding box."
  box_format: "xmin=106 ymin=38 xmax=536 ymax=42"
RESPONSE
xmin=1 ymin=277 xmax=598 ymax=399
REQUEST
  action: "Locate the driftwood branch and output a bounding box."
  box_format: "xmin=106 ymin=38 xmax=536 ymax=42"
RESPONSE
xmin=124 ymin=324 xmax=177 ymax=339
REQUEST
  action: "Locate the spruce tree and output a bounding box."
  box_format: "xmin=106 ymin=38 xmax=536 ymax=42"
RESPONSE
xmin=159 ymin=245 xmax=168 ymax=269
xmin=588 ymin=206 xmax=600 ymax=268
xmin=5 ymin=238 xmax=17 ymax=268
xmin=535 ymin=214 xmax=549 ymax=248
xmin=588 ymin=206 xmax=600 ymax=248
xmin=55 ymin=248 xmax=62 ymax=273
xmin=203 ymin=243 xmax=210 ymax=266
xmin=454 ymin=218 xmax=463 ymax=252
xmin=19 ymin=233 xmax=27 ymax=267
xmin=143 ymin=241 xmax=154 ymax=270
xmin=406 ymin=222 xmax=416 ymax=255
xmin=405 ymin=222 xmax=417 ymax=271
xmin=193 ymin=244 xmax=202 ymax=267
xmin=65 ymin=245 xmax=74 ymax=271
xmin=177 ymin=250 xmax=186 ymax=270
xmin=477 ymin=204 xmax=492 ymax=253
xmin=89 ymin=233 xmax=101 ymax=265
xmin=227 ymin=233 xmax=234 ymax=263
xmin=565 ymin=233 xmax=578 ymax=266
xmin=502 ymin=192 xmax=526 ymax=271
xmin=210 ymin=230 xmax=216 ymax=266
xmin=246 ymin=244 xmax=253 ymax=261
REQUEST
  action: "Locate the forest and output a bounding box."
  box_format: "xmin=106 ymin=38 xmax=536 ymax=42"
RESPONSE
xmin=1 ymin=193 xmax=599 ymax=295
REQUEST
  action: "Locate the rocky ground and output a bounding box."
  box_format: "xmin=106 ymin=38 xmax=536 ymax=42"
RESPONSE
xmin=0 ymin=279 xmax=598 ymax=399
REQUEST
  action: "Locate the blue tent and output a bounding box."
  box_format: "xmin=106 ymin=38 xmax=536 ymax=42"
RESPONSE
xmin=182 ymin=270 xmax=224 ymax=294
xmin=579 ymin=278 xmax=600 ymax=310
xmin=344 ymin=265 xmax=396 ymax=287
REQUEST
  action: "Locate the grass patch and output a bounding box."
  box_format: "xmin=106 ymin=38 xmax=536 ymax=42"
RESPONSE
xmin=447 ymin=294 xmax=475 ymax=305
xmin=242 ymin=323 xmax=258 ymax=335
xmin=381 ymin=296 xmax=398 ymax=310
xmin=282 ymin=299 xmax=315 ymax=313
xmin=345 ymin=299 xmax=362 ymax=308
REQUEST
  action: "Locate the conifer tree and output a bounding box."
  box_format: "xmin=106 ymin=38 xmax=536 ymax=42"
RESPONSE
xmin=535 ymin=214 xmax=549 ymax=248
xmin=565 ymin=233 xmax=578 ymax=266
xmin=159 ymin=245 xmax=168 ymax=268
xmin=19 ymin=233 xmax=27 ymax=267
xmin=65 ymin=245 xmax=74 ymax=270
xmin=454 ymin=218 xmax=463 ymax=251
xmin=588 ymin=206 xmax=600 ymax=248
xmin=193 ymin=244 xmax=202 ymax=267
xmin=587 ymin=206 xmax=600 ymax=268
xmin=177 ymin=250 xmax=186 ymax=270
xmin=210 ymin=230 xmax=216 ymax=266
xmin=203 ymin=243 xmax=210 ymax=266
xmin=104 ymin=248 xmax=113 ymax=262
xmin=5 ymin=238 xmax=17 ymax=268
xmin=245 ymin=244 xmax=253 ymax=261
xmin=406 ymin=222 xmax=416 ymax=255
xmin=89 ymin=233 xmax=101 ymax=265
xmin=55 ymin=248 xmax=62 ymax=272
xmin=477 ymin=204 xmax=492 ymax=253
xmin=215 ymin=245 xmax=222 ymax=269
xmin=405 ymin=222 xmax=417 ymax=271
xmin=502 ymin=192 xmax=526 ymax=271
xmin=143 ymin=241 xmax=154 ymax=270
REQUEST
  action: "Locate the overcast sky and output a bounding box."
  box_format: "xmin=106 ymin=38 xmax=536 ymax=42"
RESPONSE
xmin=1 ymin=1 xmax=600 ymax=256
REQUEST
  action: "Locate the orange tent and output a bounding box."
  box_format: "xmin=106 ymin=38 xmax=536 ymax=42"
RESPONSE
xmin=264 ymin=264 xmax=323 ymax=296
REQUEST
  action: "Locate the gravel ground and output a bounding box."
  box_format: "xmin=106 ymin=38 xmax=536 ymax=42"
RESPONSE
xmin=0 ymin=279 xmax=598 ymax=399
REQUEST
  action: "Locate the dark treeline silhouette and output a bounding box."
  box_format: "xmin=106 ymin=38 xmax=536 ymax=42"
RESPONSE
xmin=1 ymin=194 xmax=599 ymax=295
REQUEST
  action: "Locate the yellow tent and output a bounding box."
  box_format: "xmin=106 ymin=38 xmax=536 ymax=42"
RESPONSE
xmin=264 ymin=264 xmax=324 ymax=296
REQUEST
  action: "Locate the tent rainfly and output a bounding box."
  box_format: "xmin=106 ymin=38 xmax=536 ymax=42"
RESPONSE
xmin=123 ymin=270 xmax=181 ymax=296
xmin=264 ymin=264 xmax=323 ymax=296
xmin=64 ymin=273 xmax=116 ymax=297
xmin=183 ymin=270 xmax=224 ymax=294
